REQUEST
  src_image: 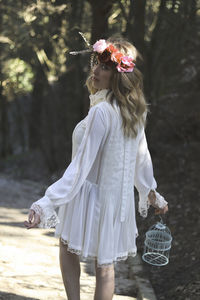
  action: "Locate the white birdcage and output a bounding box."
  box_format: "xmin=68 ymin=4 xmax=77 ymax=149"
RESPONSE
xmin=142 ymin=217 xmax=172 ymax=266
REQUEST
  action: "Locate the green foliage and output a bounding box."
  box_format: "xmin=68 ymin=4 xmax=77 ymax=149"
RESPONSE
xmin=0 ymin=0 xmax=70 ymax=90
xmin=0 ymin=0 xmax=198 ymax=165
xmin=2 ymin=58 xmax=34 ymax=100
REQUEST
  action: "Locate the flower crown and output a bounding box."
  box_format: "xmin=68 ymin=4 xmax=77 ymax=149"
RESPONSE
xmin=69 ymin=33 xmax=136 ymax=73
xmin=93 ymin=39 xmax=136 ymax=73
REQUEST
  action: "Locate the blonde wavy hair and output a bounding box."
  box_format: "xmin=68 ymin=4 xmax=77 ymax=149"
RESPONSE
xmin=86 ymin=37 xmax=148 ymax=138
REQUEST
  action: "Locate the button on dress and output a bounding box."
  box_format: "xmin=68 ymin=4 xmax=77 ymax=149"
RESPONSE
xmin=30 ymin=89 xmax=167 ymax=267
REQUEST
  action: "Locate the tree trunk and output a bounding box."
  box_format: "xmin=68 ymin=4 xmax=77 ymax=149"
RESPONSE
xmin=129 ymin=0 xmax=146 ymax=55
xmin=145 ymin=0 xmax=167 ymax=99
xmin=88 ymin=0 xmax=113 ymax=43
xmin=0 ymin=96 xmax=10 ymax=157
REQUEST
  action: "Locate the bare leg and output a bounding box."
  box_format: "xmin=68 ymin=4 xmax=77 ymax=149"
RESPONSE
xmin=59 ymin=238 xmax=81 ymax=300
xmin=94 ymin=259 xmax=115 ymax=300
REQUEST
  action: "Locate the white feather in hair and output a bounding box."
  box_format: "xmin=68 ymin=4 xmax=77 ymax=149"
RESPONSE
xmin=69 ymin=32 xmax=92 ymax=55
xmin=69 ymin=49 xmax=92 ymax=55
xmin=78 ymin=32 xmax=91 ymax=47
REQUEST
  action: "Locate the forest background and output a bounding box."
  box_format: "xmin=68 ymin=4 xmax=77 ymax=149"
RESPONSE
xmin=0 ymin=1 xmax=199 ymax=299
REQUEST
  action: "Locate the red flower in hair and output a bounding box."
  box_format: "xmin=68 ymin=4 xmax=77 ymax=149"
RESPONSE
xmin=117 ymin=56 xmax=136 ymax=72
xmin=92 ymin=39 xmax=136 ymax=73
xmin=111 ymin=52 xmax=123 ymax=64
xmin=106 ymin=44 xmax=118 ymax=54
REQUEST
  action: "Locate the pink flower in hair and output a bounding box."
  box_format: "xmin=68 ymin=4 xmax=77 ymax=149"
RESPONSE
xmin=93 ymin=39 xmax=107 ymax=53
xmin=117 ymin=56 xmax=136 ymax=72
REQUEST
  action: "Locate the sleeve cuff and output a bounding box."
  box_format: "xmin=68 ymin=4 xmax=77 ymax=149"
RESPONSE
xmin=30 ymin=196 xmax=60 ymax=229
xmin=138 ymin=189 xmax=168 ymax=218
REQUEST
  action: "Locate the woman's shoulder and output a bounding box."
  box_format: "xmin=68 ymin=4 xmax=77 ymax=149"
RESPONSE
xmin=96 ymin=99 xmax=119 ymax=116
xmin=87 ymin=102 xmax=119 ymax=134
xmin=89 ymin=100 xmax=115 ymax=118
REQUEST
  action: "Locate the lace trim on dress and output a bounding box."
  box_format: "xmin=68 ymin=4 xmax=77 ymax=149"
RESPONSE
xmin=139 ymin=190 xmax=168 ymax=218
xmin=60 ymin=237 xmax=137 ymax=268
xmin=148 ymin=190 xmax=168 ymax=209
xmin=138 ymin=195 xmax=150 ymax=218
xmin=30 ymin=203 xmax=60 ymax=229
xmin=153 ymin=190 xmax=168 ymax=208
xmin=89 ymin=89 xmax=110 ymax=108
xmin=30 ymin=203 xmax=43 ymax=215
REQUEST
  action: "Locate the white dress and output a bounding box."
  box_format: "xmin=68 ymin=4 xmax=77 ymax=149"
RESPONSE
xmin=30 ymin=89 xmax=167 ymax=267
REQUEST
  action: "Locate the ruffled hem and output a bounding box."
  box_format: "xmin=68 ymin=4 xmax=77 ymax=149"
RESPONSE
xmin=60 ymin=237 xmax=137 ymax=268
xmin=30 ymin=179 xmax=139 ymax=266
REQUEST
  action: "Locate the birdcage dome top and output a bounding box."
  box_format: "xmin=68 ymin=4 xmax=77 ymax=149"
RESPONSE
xmin=148 ymin=221 xmax=171 ymax=235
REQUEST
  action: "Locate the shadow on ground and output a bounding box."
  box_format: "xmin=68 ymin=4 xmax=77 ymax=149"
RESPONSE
xmin=0 ymin=291 xmax=39 ymax=300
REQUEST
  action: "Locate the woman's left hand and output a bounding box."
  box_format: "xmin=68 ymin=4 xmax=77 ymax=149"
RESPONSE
xmin=154 ymin=205 xmax=168 ymax=215
xmin=148 ymin=190 xmax=169 ymax=215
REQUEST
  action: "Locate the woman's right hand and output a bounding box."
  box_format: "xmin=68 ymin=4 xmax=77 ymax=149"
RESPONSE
xmin=24 ymin=209 xmax=41 ymax=229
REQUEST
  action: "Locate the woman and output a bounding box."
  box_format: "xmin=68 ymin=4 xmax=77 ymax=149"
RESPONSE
xmin=24 ymin=37 xmax=168 ymax=300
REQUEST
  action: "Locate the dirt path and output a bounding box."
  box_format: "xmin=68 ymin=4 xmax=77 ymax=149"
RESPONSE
xmin=0 ymin=174 xmax=137 ymax=300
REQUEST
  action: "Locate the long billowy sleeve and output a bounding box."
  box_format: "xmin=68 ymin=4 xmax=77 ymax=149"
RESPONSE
xmin=134 ymin=128 xmax=168 ymax=218
xmin=30 ymin=105 xmax=108 ymax=228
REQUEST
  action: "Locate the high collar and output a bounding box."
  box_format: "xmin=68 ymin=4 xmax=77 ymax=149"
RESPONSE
xmin=89 ymin=89 xmax=110 ymax=108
